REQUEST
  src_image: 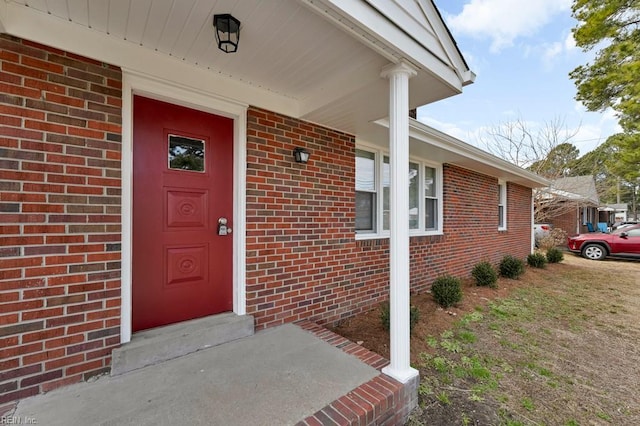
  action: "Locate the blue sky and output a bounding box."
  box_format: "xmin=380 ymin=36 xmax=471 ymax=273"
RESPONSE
xmin=419 ymin=0 xmax=621 ymax=158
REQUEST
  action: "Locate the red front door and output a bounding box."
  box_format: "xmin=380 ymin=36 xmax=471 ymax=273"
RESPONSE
xmin=132 ymin=96 xmax=233 ymax=332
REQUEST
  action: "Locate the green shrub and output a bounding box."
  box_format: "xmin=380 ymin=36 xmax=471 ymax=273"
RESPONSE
xmin=546 ymin=247 xmax=564 ymax=263
xmin=380 ymin=302 xmax=420 ymax=333
xmin=499 ymin=255 xmax=525 ymax=279
xmin=527 ymin=252 xmax=547 ymax=268
xmin=431 ymin=275 xmax=463 ymax=308
xmin=471 ymin=261 xmax=498 ymax=288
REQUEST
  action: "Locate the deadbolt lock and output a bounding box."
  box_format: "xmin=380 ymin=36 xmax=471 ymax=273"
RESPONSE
xmin=217 ymin=217 xmax=232 ymax=236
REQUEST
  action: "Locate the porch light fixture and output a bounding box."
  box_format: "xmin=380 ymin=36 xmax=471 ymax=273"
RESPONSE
xmin=293 ymin=147 xmax=310 ymax=164
xmin=213 ymin=14 xmax=241 ymax=53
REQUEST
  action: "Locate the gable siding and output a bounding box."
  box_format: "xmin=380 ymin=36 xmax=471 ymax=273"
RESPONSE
xmin=0 ymin=35 xmax=122 ymax=409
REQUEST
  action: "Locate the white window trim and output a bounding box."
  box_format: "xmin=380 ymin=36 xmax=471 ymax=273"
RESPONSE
xmin=498 ymin=179 xmax=507 ymax=231
xmin=355 ymin=149 xmax=378 ymax=234
xmin=355 ymin=144 xmax=443 ymax=240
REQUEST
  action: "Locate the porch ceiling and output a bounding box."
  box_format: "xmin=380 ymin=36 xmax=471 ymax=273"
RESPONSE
xmin=1 ymin=0 xmax=471 ymax=136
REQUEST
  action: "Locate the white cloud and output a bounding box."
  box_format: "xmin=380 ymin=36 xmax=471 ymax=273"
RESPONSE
xmin=416 ymin=114 xmax=470 ymax=141
xmin=528 ymin=30 xmax=579 ymax=70
xmin=601 ymin=108 xmax=622 ymax=131
xmin=569 ymin=123 xmax=611 ymax=154
xmin=446 ymin=0 xmax=572 ymax=52
xmin=544 ymin=42 xmax=563 ymax=59
xmin=571 ymin=105 xmax=623 ymax=148
xmin=542 ymin=42 xmax=564 ymax=69
xmin=564 ymin=31 xmax=577 ymax=51
xmin=593 ymin=109 xmax=623 ymax=142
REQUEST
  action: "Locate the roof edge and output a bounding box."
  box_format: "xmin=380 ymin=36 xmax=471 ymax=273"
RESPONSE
xmin=407 ymin=119 xmax=550 ymax=187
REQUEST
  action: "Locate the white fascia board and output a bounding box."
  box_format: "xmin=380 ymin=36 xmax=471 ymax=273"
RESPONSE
xmin=542 ymin=188 xmax=599 ymax=205
xmin=303 ymin=0 xmax=464 ymax=93
xmin=410 ymin=121 xmax=549 ymax=187
xmin=1 ymin=2 xmax=299 ymax=118
xmin=375 ymin=118 xmax=549 ymax=187
xmin=417 ymin=0 xmax=475 ymax=87
xmin=461 ymin=70 xmax=476 ymax=86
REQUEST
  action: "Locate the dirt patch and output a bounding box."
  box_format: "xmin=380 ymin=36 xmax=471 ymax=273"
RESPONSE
xmin=331 ymin=274 xmax=527 ymax=365
xmin=330 ymin=254 xmax=640 ymax=425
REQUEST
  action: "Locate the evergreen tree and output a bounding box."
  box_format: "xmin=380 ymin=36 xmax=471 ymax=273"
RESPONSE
xmin=570 ymin=0 xmax=640 ymax=132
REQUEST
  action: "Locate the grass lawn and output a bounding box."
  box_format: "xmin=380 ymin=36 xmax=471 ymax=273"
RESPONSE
xmin=333 ymin=253 xmax=640 ymax=425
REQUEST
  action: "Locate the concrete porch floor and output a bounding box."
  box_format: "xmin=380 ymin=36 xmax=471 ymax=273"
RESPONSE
xmin=11 ymin=321 xmax=418 ymax=425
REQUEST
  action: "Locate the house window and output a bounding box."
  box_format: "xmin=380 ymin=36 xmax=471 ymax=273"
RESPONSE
xmin=582 ymin=207 xmax=595 ymax=225
xmin=498 ymin=180 xmax=507 ymax=230
xmin=356 ymin=147 xmax=442 ymax=238
xmin=425 ymin=166 xmax=438 ymax=230
xmin=381 ymin=157 xmax=419 ymax=230
xmin=168 ymin=135 xmax=205 ymax=172
xmin=355 ymin=149 xmax=376 ymax=232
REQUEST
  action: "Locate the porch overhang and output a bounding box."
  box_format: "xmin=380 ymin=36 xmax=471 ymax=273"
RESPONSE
xmin=0 ymin=0 xmax=473 ymax=136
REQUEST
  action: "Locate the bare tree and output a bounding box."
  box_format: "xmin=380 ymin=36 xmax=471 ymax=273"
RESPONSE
xmin=478 ymin=116 xmax=587 ymax=223
xmin=480 ymin=116 xmax=579 ymax=171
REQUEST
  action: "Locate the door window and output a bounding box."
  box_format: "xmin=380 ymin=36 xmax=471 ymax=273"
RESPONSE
xmin=168 ymin=135 xmax=205 ymax=172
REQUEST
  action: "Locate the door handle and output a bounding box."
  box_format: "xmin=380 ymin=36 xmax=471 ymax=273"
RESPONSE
xmin=217 ymin=217 xmax=232 ymax=236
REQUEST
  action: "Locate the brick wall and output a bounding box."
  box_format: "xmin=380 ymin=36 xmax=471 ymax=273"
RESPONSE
xmin=245 ymin=107 xmax=364 ymax=328
xmin=0 ymin=35 xmax=122 ymax=410
xmin=409 ymin=166 xmax=532 ymax=293
xmin=245 ymin=107 xmax=533 ymax=329
xmin=549 ymin=205 xmax=579 ymax=236
xmin=359 ymin=166 xmax=533 ymax=296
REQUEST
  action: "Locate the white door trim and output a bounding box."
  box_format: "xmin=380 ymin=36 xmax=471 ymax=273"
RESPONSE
xmin=121 ymin=70 xmax=248 ymax=344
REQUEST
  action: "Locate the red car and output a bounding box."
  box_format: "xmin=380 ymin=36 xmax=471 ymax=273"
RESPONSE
xmin=567 ymin=224 xmax=640 ymax=260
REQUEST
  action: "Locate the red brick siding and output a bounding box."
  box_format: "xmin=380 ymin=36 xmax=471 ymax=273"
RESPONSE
xmin=0 ymin=35 xmax=122 ymax=409
xmin=549 ymin=205 xmax=579 ymax=236
xmin=358 ymin=166 xmax=533 ymax=296
xmin=245 ymin=107 xmax=362 ymax=328
xmin=246 ymin=108 xmax=533 ymax=330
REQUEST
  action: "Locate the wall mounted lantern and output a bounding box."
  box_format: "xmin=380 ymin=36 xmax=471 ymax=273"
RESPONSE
xmin=293 ymin=147 xmax=311 ymax=164
xmin=213 ymin=14 xmax=241 ymax=53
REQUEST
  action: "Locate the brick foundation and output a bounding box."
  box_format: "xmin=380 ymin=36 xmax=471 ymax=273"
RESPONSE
xmin=297 ymin=321 xmax=418 ymax=426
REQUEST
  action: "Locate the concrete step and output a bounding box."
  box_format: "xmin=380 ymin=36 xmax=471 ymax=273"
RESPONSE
xmin=110 ymin=313 xmax=254 ymax=376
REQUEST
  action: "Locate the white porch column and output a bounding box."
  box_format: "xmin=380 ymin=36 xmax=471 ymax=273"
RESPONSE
xmin=381 ymin=62 xmax=419 ymax=384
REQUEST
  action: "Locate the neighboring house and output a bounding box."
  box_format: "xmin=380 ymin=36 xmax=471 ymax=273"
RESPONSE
xmin=537 ymin=176 xmax=600 ymax=236
xmin=601 ymin=203 xmax=629 ymax=224
xmin=0 ymin=0 xmax=547 ymax=412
